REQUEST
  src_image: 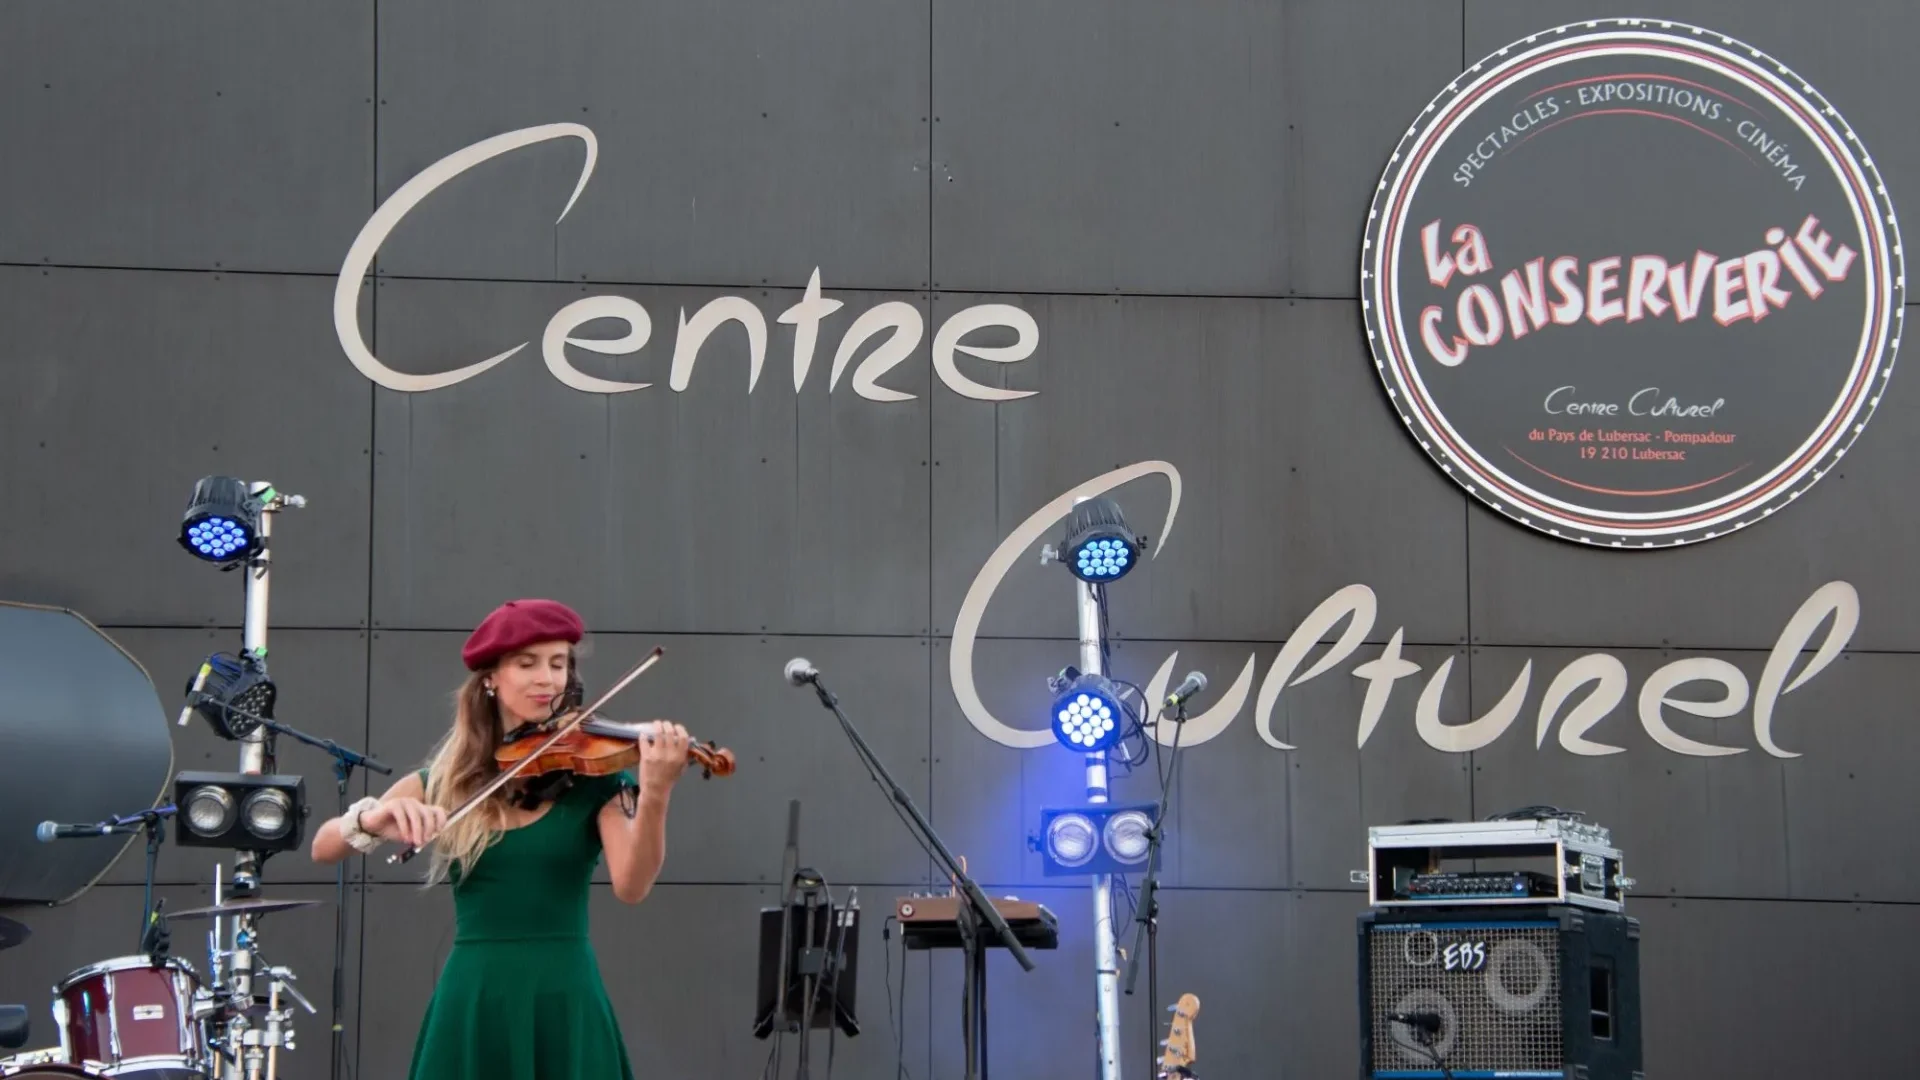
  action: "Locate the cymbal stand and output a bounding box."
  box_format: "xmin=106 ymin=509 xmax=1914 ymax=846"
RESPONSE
xmin=244 ymin=945 xmax=315 ymax=1080
xmin=197 ymin=884 xmax=315 ymax=1080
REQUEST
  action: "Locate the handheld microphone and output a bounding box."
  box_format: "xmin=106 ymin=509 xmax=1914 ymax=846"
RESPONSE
xmin=1164 ymin=670 xmax=1208 ymax=708
xmin=784 ymin=657 xmax=818 ymax=687
xmin=37 ymin=820 xmax=140 ymax=842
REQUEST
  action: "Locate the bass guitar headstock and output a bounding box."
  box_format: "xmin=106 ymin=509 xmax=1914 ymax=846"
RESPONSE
xmin=1157 ymin=991 xmax=1200 ymax=1078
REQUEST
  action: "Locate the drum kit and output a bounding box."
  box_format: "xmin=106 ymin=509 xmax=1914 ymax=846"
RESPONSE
xmin=0 ymin=885 xmax=326 ymax=1080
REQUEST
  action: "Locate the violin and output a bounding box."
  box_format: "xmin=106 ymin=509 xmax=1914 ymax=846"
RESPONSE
xmin=495 ymin=713 xmax=736 ymax=780
xmin=390 ymin=645 xmax=734 ymax=866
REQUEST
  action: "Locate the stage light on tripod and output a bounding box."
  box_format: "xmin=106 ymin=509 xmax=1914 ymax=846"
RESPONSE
xmin=1050 ymin=672 xmax=1124 ymax=752
xmin=172 ymin=771 xmax=307 ymax=852
xmin=178 ymin=476 xmax=263 ymax=566
xmin=1059 ymin=496 xmax=1141 ymax=583
xmin=1038 ymin=803 xmax=1159 ymax=877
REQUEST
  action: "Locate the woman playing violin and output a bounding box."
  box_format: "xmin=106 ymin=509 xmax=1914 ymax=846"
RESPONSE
xmin=310 ymin=598 xmax=692 ymax=1080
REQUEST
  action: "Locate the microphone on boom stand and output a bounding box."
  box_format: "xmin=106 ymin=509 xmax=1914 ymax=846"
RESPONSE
xmin=1123 ymin=670 xmax=1207 ymax=1079
xmin=784 ymin=658 xmax=1033 ymax=1080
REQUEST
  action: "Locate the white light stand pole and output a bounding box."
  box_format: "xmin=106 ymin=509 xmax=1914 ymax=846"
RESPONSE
xmin=224 ymin=481 xmax=306 ymax=1080
xmin=1072 ymin=502 xmax=1126 ymax=1080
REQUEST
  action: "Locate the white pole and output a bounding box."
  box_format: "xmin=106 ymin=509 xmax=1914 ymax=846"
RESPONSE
xmin=229 ymin=482 xmax=303 ymax=1080
xmin=1073 ymin=501 xmax=1126 ymax=1080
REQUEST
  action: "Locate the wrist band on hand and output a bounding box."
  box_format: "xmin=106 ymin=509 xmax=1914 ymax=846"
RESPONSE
xmin=340 ymin=795 xmax=383 ymax=853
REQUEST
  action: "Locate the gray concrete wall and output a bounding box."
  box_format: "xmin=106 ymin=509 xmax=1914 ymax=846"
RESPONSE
xmin=0 ymin=2 xmax=1913 ymax=1077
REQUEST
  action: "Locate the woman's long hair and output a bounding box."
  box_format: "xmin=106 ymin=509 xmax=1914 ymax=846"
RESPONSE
xmin=418 ymin=671 xmax=508 ymax=885
xmin=417 ymin=653 xmax=575 ymax=886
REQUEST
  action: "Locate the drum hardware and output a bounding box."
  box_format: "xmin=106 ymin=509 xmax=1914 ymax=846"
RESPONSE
xmin=184 ymin=875 xmax=324 ymax=1080
xmin=0 ymin=1043 xmax=106 ymax=1077
xmin=206 ymin=951 xmax=314 ymax=1080
xmin=162 ymin=900 xmax=323 ymax=922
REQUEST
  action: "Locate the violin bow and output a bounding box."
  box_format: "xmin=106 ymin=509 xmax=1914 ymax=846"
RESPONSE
xmin=386 ymin=645 xmax=665 ymax=865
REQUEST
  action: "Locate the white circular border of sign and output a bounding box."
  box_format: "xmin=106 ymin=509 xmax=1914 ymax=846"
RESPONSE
xmin=1359 ymin=18 xmax=1905 ymax=548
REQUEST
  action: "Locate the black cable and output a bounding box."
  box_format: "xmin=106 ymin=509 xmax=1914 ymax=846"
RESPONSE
xmin=1488 ymin=804 xmax=1583 ymax=822
xmin=881 ymin=916 xmax=905 ymax=1080
xmin=1095 ymin=584 xmax=1114 ymax=665
xmin=820 ymin=884 xmax=853 ymax=1080
xmin=1416 ymin=1033 xmax=1454 ymax=1079
xmin=1090 ymin=586 xmax=1152 ymax=771
xmin=1112 ymin=872 xmax=1139 ymax=928
xmin=1110 ymin=680 xmax=1152 ymax=770
xmin=795 ymin=872 xmax=834 ymax=1079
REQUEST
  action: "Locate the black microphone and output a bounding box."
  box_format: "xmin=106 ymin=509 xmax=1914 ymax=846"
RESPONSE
xmin=37 ymin=820 xmax=140 ymax=841
xmin=784 ymin=657 xmax=819 ymax=687
xmin=1164 ymin=670 xmax=1208 ymax=708
xmin=1392 ymin=1010 xmax=1445 ymax=1035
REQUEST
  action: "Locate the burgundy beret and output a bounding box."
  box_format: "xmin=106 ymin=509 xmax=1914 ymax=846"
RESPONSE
xmin=462 ymin=599 xmax=585 ymax=670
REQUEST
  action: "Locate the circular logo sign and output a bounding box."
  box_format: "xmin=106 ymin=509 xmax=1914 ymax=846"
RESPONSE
xmin=1362 ymin=19 xmax=1903 ymax=547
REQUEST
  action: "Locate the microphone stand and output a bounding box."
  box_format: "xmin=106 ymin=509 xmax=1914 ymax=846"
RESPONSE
xmin=1124 ymin=696 xmax=1193 ymax=1076
xmin=186 ymin=695 xmax=388 ymax=1080
xmin=795 ymin=668 xmax=1033 ymax=1080
xmin=766 ymin=802 xmax=801 ymax=1080
xmin=123 ymin=805 xmax=179 ymax=954
xmin=793 ymin=871 xmax=825 ymax=1080
xmin=141 ymin=813 xmax=167 ymax=955
xmin=323 ymin=736 xmax=384 ymax=1080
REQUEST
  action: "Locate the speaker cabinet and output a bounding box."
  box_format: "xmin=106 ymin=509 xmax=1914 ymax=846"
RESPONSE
xmin=1357 ymin=904 xmax=1643 ymax=1079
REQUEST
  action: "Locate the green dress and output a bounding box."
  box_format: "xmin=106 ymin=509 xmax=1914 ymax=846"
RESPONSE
xmin=407 ymin=767 xmax=639 ymax=1080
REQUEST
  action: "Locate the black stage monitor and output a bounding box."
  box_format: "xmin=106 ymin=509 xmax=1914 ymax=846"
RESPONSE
xmin=753 ymin=898 xmax=861 ymax=1039
xmin=0 ymin=601 xmax=175 ymax=907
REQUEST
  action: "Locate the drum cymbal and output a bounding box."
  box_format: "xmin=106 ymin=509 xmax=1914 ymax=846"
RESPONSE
xmin=164 ymin=897 xmax=326 ymax=921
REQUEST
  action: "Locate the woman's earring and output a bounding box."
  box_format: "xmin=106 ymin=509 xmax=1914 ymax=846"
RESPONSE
xmin=485 ymin=684 xmax=496 ymax=698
